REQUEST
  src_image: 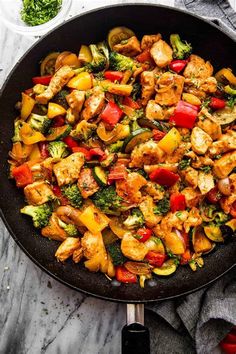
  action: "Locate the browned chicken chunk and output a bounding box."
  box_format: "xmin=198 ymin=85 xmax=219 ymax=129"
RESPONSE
xmin=55 ymin=237 xmax=81 ymax=262
xmin=145 ymin=100 xmax=165 ymax=120
xmin=155 ymin=72 xmax=184 ymax=106
xmin=150 ymin=40 xmax=173 ymax=68
xmin=113 ymin=36 xmax=141 ymax=57
xmin=53 ymin=152 xmax=84 ymax=186
xmin=66 ymin=90 xmax=85 ymax=112
xmin=24 ymin=181 xmax=55 ymax=205
xmin=36 ymin=65 xmax=74 ymax=104
xmin=116 ymin=172 xmax=147 ymax=204
xmin=209 ymin=130 xmax=236 ymax=156
xmin=41 ymin=213 xmax=67 ymax=241
xmin=213 ymin=151 xmax=236 ymax=179
xmin=81 ymin=87 xmax=105 ymax=121
xmin=183 ymin=55 xmax=213 ymax=79
xmin=77 ymin=168 xmax=99 ymax=198
xmin=129 ymin=140 xmax=165 ymax=168
xmin=141 ymin=33 xmax=162 ymax=50
xmin=140 ymin=71 xmax=155 ymax=106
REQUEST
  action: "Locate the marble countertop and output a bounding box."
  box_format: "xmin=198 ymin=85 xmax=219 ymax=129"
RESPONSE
xmin=0 ymin=1 xmax=235 ymax=353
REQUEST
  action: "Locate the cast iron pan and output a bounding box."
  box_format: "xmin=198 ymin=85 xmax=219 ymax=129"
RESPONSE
xmin=0 ymin=4 xmax=236 ymax=352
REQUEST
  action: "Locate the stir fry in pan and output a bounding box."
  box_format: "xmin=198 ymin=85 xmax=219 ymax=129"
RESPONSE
xmin=8 ymin=27 xmax=236 ymax=287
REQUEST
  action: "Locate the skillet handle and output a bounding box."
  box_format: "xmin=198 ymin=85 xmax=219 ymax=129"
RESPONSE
xmin=122 ymin=304 xmax=150 ymax=354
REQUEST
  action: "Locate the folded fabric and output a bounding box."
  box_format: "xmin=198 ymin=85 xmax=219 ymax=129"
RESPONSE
xmin=146 ymin=1 xmax=236 ymax=353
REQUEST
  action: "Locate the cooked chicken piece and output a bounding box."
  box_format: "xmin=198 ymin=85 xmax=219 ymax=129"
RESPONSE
xmin=66 ymin=90 xmax=85 ymax=112
xmin=141 ymin=33 xmax=162 ymax=50
xmin=121 ymin=233 xmax=148 ymax=261
xmin=139 ymin=196 xmax=160 ymax=228
xmin=55 ymin=237 xmax=81 ymax=262
xmin=144 ymin=163 xmax=178 ymax=174
xmin=198 ymin=172 xmax=215 ymax=194
xmin=191 ymin=127 xmax=212 ymax=155
xmin=72 ymin=247 xmax=83 ymax=263
xmin=142 ymin=181 xmax=165 ymax=201
xmin=165 ymin=143 xmax=191 ymax=164
xmin=77 ymin=168 xmax=99 ymax=198
xmin=41 ymin=213 xmax=67 ymax=241
xmin=81 ymin=231 xmax=110 ymax=274
xmin=183 ymin=80 xmax=206 ymax=99
xmin=53 ymin=152 xmax=84 ymax=186
xmin=116 ymin=172 xmax=147 ymax=204
xmin=145 ymin=100 xmax=165 ymax=120
xmin=113 ymin=36 xmax=141 ymax=57
xmin=155 ymin=72 xmax=184 ymax=106
xmin=150 ymin=39 xmax=173 ymax=68
xmin=163 ymin=106 xmax=175 ymax=120
xmin=208 ymin=130 xmax=236 ymax=156
xmin=24 ymin=181 xmax=55 ymax=205
xmin=129 ymin=140 xmax=165 ymax=168
xmin=220 ymin=193 xmax=236 ymax=214
xmin=181 ymin=187 xmax=201 ymax=208
xmin=213 ymin=151 xmax=236 ymax=179
xmin=229 ymin=173 xmax=236 ymax=193
xmin=200 ymin=77 xmax=217 ymax=93
xmin=140 ymin=71 xmax=155 ymax=106
xmin=183 ymin=55 xmax=213 ymax=79
xmin=36 ymin=65 xmax=74 ymax=104
xmin=197 ymin=109 xmax=222 ymax=141
xmin=184 ymin=207 xmax=202 ymax=233
xmin=160 ymin=211 xmax=189 ymax=235
xmin=185 ymin=150 xmax=214 ymax=169
xmin=81 ymin=87 xmax=105 ymax=121
xmin=180 ymin=167 xmax=198 ymax=189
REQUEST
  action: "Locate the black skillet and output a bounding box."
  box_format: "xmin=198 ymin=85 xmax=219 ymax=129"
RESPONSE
xmin=0 ymin=4 xmax=236 ymax=353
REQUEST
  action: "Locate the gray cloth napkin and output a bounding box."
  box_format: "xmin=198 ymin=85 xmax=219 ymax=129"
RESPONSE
xmin=146 ymin=1 xmax=236 ymax=354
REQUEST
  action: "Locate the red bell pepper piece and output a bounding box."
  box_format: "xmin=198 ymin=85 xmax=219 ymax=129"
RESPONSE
xmin=116 ymin=266 xmax=137 ymax=283
xmin=123 ymin=96 xmax=141 ymax=109
xmin=153 ymin=129 xmax=166 ymax=141
xmin=24 ymin=88 xmax=33 ymax=95
xmin=136 ymin=228 xmax=152 ymax=243
xmin=136 ymin=49 xmax=152 ymax=63
xmin=209 ymin=97 xmax=226 ymax=110
xmin=88 ymin=148 xmax=106 ymax=161
xmin=169 ymin=59 xmax=188 ymax=74
xmin=108 ymin=163 xmax=127 ymax=184
xmin=100 ymin=101 xmax=123 ymax=126
xmin=52 ymin=185 xmax=69 ymax=205
xmin=206 ymin=186 xmax=222 ymax=204
xmin=170 ymin=193 xmax=186 ymax=212
xmin=180 ymin=249 xmax=191 ymax=265
xmin=169 ymin=100 xmax=198 ymax=129
xmin=63 ymin=136 xmax=79 ymax=149
xmin=32 ymin=75 xmax=52 ymax=85
xmin=72 ymin=146 xmax=91 ymax=160
xmin=145 ymin=251 xmax=167 ymax=267
xmin=224 ymin=332 xmax=236 ymax=344
xmin=230 ymin=201 xmax=236 ymax=218
xmin=149 ymin=168 xmax=179 ymax=187
xmin=52 ymin=115 xmax=65 ymax=127
xmin=38 ymin=142 xmax=49 ymax=159
xmin=220 ymin=340 xmax=236 ymax=354
xmin=12 ymin=163 xmax=33 ymax=188
xmin=104 ymin=71 xmax=123 ymax=82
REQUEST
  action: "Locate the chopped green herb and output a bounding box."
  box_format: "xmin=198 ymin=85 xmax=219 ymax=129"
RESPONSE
xmin=200 ymin=166 xmax=212 ymax=174
xmin=21 ymin=0 xmax=62 ymax=26
xmin=154 ymin=197 xmax=170 ymax=215
xmin=178 ymin=158 xmax=191 ymax=170
xmin=227 ymin=96 xmax=236 ymax=109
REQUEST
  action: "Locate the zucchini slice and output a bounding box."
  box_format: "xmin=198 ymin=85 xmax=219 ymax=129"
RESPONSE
xmin=204 ymin=225 xmax=224 ymax=242
xmin=138 ymin=118 xmax=169 ymax=132
xmin=123 ymin=128 xmax=153 ymax=153
xmin=211 ymin=106 xmax=236 ymax=125
xmin=153 ymin=259 xmax=177 ymax=276
xmin=46 ymin=125 xmax=71 ymax=141
xmin=93 ymin=166 xmax=107 ymax=186
xmin=108 ymin=26 xmax=135 ymax=50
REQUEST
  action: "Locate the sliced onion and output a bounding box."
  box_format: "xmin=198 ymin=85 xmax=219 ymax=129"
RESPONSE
xmin=124 ymin=261 xmax=152 ymax=275
xmin=218 ymin=178 xmax=231 ymax=196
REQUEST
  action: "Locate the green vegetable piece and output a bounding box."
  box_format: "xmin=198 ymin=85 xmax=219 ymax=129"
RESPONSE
xmin=12 ymin=120 xmax=24 ymax=143
xmin=46 ymin=125 xmax=72 ymax=141
xmin=48 ymin=141 xmax=69 ymax=159
xmin=92 ymin=186 xmax=122 ymax=215
xmin=109 ymin=51 xmax=135 ymax=71
xmin=52 ymin=89 xmax=70 ymax=109
xmin=70 ymin=121 xmax=97 ymax=141
xmin=93 ymin=166 xmax=107 ymax=186
xmin=61 ymin=184 xmax=83 ymax=209
xmin=86 ymin=43 xmax=108 ymax=72
xmin=108 ymin=140 xmax=124 ymax=153
xmin=178 ymin=158 xmax=191 ymax=171
xmin=224 ymin=85 xmax=236 ymax=96
xmin=58 ymin=219 xmax=78 ymax=237
xmin=106 ymin=241 xmax=126 ymax=266
xmin=154 ymin=197 xmax=170 ymax=215
xmin=123 ymin=128 xmax=153 ymax=153
xmin=21 ymin=203 xmax=52 ymax=228
xmin=21 ymin=0 xmax=62 ymax=26
xmin=170 ymin=34 xmax=192 ymax=60
xmin=28 ymin=113 xmax=51 ymax=134
xmin=123 ymin=208 xmax=144 ymax=229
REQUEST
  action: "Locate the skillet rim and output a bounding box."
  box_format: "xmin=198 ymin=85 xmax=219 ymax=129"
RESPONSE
xmin=0 ymin=3 xmax=236 ymax=303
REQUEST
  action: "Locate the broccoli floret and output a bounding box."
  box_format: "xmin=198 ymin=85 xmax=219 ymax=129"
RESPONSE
xmin=108 ymin=140 xmax=124 ymax=153
xmin=52 ymin=89 xmax=70 ymax=109
xmin=21 ymin=204 xmax=52 ymax=228
xmin=178 ymin=157 xmax=191 ymax=171
xmin=58 ymin=219 xmax=78 ymax=236
xmin=92 ymin=186 xmax=122 ymax=214
xmin=48 ymin=141 xmax=69 ymax=159
xmin=86 ymin=44 xmax=107 ymax=72
xmin=109 ymin=51 xmax=135 ymax=71
xmin=123 ymin=208 xmax=144 ymax=229
xmin=154 ymin=197 xmax=170 ymax=215
xmin=61 ymin=184 xmax=83 ymax=208
xmin=106 ymin=241 xmax=126 ymax=266
xmin=12 ymin=119 xmax=24 ymax=143
xmin=97 ymin=41 xmax=109 ymax=64
xmin=28 ymin=113 xmax=51 ymax=134
xmin=131 ymin=82 xmax=142 ymax=101
xmin=170 ymin=34 xmax=192 ymax=60
xmin=70 ymin=120 xmax=97 ymax=141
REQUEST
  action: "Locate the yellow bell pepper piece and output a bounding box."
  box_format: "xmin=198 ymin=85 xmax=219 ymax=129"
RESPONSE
xmin=215 ymin=68 xmax=236 ymax=86
xmin=109 ymin=217 xmax=128 ymax=238
xmin=78 ymin=204 xmax=110 ymax=233
xmin=100 ymin=80 xmax=133 ymax=96
xmin=182 ymin=93 xmax=201 ymax=106
xmin=29 ymin=143 xmax=42 ymax=163
xmin=226 ymin=219 xmax=236 ymax=231
xmin=158 ymin=127 xmax=181 ymax=154
xmin=9 ymin=142 xmax=33 ymax=163
xmin=20 ymin=122 xmax=46 ymax=145
xmin=21 ymin=93 xmax=35 ymax=120
xmin=97 ymin=122 xmax=130 ymax=144
xmin=67 ymin=72 xmax=92 ymax=90
xmin=47 ymin=102 xmax=66 ymax=118
xmin=78 ymin=45 xmax=93 ymax=63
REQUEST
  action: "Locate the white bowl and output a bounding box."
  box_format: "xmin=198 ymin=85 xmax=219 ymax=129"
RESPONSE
xmin=0 ymin=0 xmax=72 ymax=36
